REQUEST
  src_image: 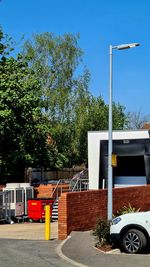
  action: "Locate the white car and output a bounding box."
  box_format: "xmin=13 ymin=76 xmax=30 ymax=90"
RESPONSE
xmin=110 ymin=211 xmax=150 ymax=254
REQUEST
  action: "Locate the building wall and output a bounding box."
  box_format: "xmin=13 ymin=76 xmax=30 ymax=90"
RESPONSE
xmin=88 ymin=130 xmax=149 ymax=189
xmin=58 ymin=185 xmax=150 ymax=240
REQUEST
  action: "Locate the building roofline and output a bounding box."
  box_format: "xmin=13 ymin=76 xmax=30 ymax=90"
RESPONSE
xmin=88 ymin=129 xmax=149 ymax=134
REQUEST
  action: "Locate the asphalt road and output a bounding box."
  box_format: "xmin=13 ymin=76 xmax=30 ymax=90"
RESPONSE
xmin=0 ymin=223 xmax=150 ymax=267
xmin=0 ymin=238 xmax=75 ymax=267
xmin=1 ymin=234 xmax=150 ymax=267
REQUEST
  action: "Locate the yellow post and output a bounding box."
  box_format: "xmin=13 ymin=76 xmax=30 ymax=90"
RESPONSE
xmin=45 ymin=205 xmax=51 ymax=240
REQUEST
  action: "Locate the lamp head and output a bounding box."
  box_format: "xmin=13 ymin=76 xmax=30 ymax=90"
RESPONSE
xmin=116 ymin=43 xmax=140 ymax=50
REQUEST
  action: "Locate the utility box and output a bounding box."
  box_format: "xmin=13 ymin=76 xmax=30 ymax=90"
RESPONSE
xmin=28 ymin=198 xmax=54 ymax=222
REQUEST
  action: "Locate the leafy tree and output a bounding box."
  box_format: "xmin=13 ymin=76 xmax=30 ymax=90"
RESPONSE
xmin=22 ymin=32 xmax=84 ymax=120
xmin=0 ymin=28 xmax=58 ymax=182
xmin=0 ymin=28 xmax=128 ymax=183
xmin=71 ymin=97 xmax=127 ymax=164
xmin=21 ymin=32 xmax=91 ymax=166
xmin=21 ymin=32 xmax=127 ymax=167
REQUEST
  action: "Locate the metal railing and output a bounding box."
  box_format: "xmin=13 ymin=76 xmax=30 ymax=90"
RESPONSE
xmin=50 ymin=169 xmax=89 ymax=199
xmin=70 ymin=178 xmax=89 ymax=192
xmin=50 ymin=179 xmax=71 ymax=199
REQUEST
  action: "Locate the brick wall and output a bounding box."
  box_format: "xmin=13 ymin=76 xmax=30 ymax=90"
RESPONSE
xmin=58 ymin=185 xmax=150 ymax=240
xmin=34 ymin=184 xmax=69 ymax=199
xmin=34 ymin=184 xmax=54 ymax=198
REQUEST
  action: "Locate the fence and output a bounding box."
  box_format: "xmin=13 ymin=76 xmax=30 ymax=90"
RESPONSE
xmin=25 ymin=167 xmax=86 ymax=182
xmin=0 ymin=191 xmax=11 ymax=222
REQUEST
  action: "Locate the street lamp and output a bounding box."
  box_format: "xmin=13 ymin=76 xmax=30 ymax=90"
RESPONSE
xmin=108 ymin=42 xmax=140 ymax=221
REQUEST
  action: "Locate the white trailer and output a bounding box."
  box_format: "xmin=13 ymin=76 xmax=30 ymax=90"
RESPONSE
xmin=3 ymin=183 xmax=34 ymax=218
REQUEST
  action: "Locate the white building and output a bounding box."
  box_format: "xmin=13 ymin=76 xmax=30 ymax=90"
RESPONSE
xmin=88 ymin=130 xmax=150 ymax=190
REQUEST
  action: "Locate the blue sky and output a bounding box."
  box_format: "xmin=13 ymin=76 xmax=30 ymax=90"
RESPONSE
xmin=0 ymin=0 xmax=150 ymax=115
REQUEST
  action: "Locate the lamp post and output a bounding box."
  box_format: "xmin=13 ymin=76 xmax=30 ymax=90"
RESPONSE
xmin=108 ymin=43 xmax=140 ymax=221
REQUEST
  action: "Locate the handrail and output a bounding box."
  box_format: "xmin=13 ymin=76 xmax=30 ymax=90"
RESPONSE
xmin=71 ymin=178 xmax=89 ymax=192
xmin=71 ymin=179 xmax=79 ymax=192
xmin=50 ymin=180 xmax=61 ymax=198
xmin=50 ymin=179 xmax=71 ymax=198
xmin=50 ymin=169 xmax=89 ymax=199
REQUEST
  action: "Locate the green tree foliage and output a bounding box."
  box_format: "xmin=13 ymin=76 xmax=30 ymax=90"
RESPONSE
xmin=22 ymin=32 xmax=127 ymax=167
xmin=0 ymin=28 xmax=127 ymax=182
xmin=22 ymin=32 xmax=84 ymax=120
xmin=22 ymin=33 xmax=90 ymax=166
xmin=71 ymin=97 xmax=126 ymax=164
xmin=0 ymin=28 xmax=58 ymax=182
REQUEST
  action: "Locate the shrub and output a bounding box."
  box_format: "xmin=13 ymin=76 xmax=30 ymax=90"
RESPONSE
xmin=114 ymin=203 xmax=140 ymax=217
xmin=93 ymin=218 xmax=110 ymax=246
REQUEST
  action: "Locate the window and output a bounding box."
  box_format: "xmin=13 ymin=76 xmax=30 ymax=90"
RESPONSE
xmin=16 ymin=190 xmax=23 ymax=203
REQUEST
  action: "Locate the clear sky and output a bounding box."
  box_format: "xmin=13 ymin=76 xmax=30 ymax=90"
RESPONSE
xmin=0 ymin=0 xmax=150 ymax=115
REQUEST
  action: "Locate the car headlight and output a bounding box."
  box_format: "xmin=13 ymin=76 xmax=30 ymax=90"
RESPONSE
xmin=111 ymin=217 xmax=122 ymax=225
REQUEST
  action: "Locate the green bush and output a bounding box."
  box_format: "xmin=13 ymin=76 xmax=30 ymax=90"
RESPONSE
xmin=93 ymin=218 xmax=110 ymax=246
xmin=114 ymin=203 xmax=140 ymax=217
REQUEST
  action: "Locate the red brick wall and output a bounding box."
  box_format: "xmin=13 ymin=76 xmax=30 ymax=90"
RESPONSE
xmin=34 ymin=184 xmax=70 ymax=199
xmin=34 ymin=184 xmax=54 ymax=198
xmin=58 ymin=185 xmax=150 ymax=240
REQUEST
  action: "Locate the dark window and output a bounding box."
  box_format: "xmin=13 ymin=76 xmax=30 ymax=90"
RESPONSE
xmin=114 ymin=156 xmax=145 ymax=177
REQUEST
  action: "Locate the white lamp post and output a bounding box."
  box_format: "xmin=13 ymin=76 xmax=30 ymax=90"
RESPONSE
xmin=108 ymin=43 xmax=140 ymax=221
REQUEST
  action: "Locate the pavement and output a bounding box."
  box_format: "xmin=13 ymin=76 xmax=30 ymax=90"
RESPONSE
xmin=59 ymin=231 xmax=150 ymax=267
xmin=1 ymin=222 xmax=150 ymax=267
xmin=0 ymin=221 xmax=58 ymax=240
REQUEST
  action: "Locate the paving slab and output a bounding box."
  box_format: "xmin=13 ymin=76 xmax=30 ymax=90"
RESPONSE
xmin=0 ymin=221 xmax=58 ymax=240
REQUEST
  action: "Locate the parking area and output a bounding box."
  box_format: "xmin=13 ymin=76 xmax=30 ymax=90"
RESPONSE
xmin=0 ymin=223 xmax=150 ymax=267
xmin=0 ymin=221 xmax=58 ymax=240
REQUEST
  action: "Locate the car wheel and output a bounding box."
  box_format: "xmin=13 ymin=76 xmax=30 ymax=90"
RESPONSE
xmin=122 ymin=229 xmax=147 ymax=254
